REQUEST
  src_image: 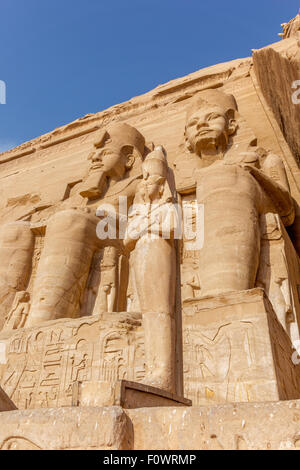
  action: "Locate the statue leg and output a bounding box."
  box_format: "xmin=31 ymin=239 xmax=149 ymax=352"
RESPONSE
xmin=0 ymin=222 xmax=34 ymax=331
xmin=27 ymin=209 xmax=98 ymax=326
xmin=133 ymin=236 xmax=176 ymax=393
xmin=197 ymin=168 xmax=261 ymax=297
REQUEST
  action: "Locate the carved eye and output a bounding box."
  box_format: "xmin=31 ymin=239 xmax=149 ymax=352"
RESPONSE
xmin=187 ymin=119 xmax=198 ymax=128
xmin=207 ymin=113 xmax=221 ymax=121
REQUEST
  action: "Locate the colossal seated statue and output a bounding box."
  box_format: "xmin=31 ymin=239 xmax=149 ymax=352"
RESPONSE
xmin=175 ymin=88 xmax=299 ymax=340
xmin=0 ymin=123 xmax=146 ymax=329
xmin=26 ymin=122 xmax=146 ymax=327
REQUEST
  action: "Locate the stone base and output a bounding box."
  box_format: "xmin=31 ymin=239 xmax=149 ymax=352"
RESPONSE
xmin=0 ymin=312 xmax=145 ymax=410
xmin=1 ymin=400 xmax=300 ymax=449
xmin=0 ymin=406 xmax=133 ymax=450
xmin=128 ymin=399 xmax=300 ymax=450
xmin=74 ymin=379 xmax=192 ymax=408
xmin=182 ymin=288 xmax=300 ymax=405
xmin=1 ymin=288 xmax=299 ymax=411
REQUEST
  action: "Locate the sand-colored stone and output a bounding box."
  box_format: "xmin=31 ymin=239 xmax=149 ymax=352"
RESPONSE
xmin=0 ymin=386 xmax=17 ymax=412
xmin=0 ymin=12 xmax=300 ymax=450
xmin=183 ymin=288 xmax=300 ymax=405
xmin=77 ymin=380 xmax=191 ymax=408
xmin=253 ymin=18 xmax=300 ymax=257
xmin=125 ymin=146 xmax=178 ymax=392
xmin=127 ymin=400 xmax=300 ymax=450
xmin=0 ymin=312 xmax=144 ymax=409
xmin=279 ymin=10 xmax=300 ymax=40
xmin=0 ymin=406 xmax=132 ymax=450
xmin=253 ymin=20 xmax=300 ymax=167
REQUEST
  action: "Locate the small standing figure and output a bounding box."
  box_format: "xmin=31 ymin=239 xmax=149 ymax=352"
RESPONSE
xmin=95 ymin=247 xmax=119 ymax=314
xmin=124 ymin=146 xmax=178 ymax=393
xmin=181 ymin=265 xmax=200 ymax=302
xmin=3 ymin=291 xmax=30 ymax=331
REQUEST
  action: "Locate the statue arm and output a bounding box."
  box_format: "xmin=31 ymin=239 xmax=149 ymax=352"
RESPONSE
xmin=261 ymin=153 xmax=290 ymax=193
xmin=242 ymin=160 xmax=295 ymax=226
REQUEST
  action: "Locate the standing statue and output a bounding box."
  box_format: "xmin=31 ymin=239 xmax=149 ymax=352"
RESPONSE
xmin=80 ymin=246 xmax=119 ymax=316
xmin=124 ymin=146 xmax=177 ymax=393
xmin=257 ymin=212 xmax=299 ymax=342
xmin=181 ymin=265 xmax=200 ymax=302
xmin=95 ymin=246 xmax=119 ymax=314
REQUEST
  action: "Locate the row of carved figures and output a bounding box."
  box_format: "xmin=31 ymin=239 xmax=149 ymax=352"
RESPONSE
xmin=0 ymin=88 xmax=300 ymax=392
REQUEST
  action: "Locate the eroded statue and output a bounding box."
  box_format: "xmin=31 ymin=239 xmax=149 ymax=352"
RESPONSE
xmin=175 ymin=88 xmax=298 ymax=339
xmin=26 ymin=122 xmax=146 ymax=326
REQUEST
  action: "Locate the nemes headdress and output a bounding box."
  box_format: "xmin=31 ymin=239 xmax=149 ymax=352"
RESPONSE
xmin=93 ymin=122 xmax=145 ymax=158
xmin=186 ymin=89 xmax=238 ymax=122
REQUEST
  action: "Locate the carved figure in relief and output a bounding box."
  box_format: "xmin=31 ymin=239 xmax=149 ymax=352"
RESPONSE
xmin=3 ymin=291 xmax=30 ymax=331
xmin=125 ymin=256 xmax=140 ymax=312
xmin=175 ymin=88 xmax=295 ymax=299
xmin=100 ymin=332 xmax=128 ymax=382
xmin=181 ymin=265 xmax=200 ymax=302
xmin=81 ymin=247 xmax=119 ymax=316
xmin=257 ymin=212 xmax=299 ymax=341
xmin=0 ymin=437 xmax=41 ymax=450
xmin=95 ymin=247 xmax=119 ymax=313
xmin=0 ymin=222 xmax=34 ymax=330
xmin=124 ymin=146 xmax=177 ymax=392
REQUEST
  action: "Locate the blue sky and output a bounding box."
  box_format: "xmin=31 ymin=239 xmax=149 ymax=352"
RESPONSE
xmin=0 ymin=0 xmax=299 ymax=152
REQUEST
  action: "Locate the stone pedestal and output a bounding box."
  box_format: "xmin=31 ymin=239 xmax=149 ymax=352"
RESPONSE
xmin=0 ymin=406 xmax=132 ymax=450
xmin=127 ymin=399 xmax=300 ymax=450
xmin=2 ymin=399 xmax=300 ymax=449
xmin=74 ymin=379 xmax=191 ymax=408
xmin=182 ymin=288 xmax=300 ymax=405
xmin=0 ymin=312 xmax=145 ymax=410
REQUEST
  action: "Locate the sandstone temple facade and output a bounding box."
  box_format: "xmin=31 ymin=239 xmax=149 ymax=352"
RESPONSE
xmin=0 ymin=12 xmax=300 ymax=450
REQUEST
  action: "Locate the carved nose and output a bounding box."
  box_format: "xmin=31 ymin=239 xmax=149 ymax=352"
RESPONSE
xmin=197 ymin=121 xmax=208 ymax=130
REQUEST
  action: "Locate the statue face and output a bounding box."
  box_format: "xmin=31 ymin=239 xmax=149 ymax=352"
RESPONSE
xmin=142 ymin=174 xmax=165 ymax=201
xmin=90 ymin=141 xmax=131 ymax=179
xmin=185 ymin=105 xmax=229 ymax=155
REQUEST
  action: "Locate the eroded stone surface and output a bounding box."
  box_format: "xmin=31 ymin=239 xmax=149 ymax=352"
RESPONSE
xmin=0 ymin=406 xmax=132 ymax=450
xmin=128 ymin=400 xmax=300 ymax=450
xmin=0 ymin=12 xmax=299 ymax=450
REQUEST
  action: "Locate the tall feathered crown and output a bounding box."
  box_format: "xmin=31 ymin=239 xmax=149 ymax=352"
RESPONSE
xmin=142 ymin=146 xmax=168 ymax=178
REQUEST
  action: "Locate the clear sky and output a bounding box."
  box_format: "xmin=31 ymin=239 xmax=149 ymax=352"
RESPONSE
xmin=0 ymin=0 xmax=299 ymax=152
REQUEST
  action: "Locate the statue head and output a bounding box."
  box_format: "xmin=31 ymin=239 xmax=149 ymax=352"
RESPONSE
xmin=184 ymin=89 xmax=238 ymax=156
xmin=280 ymin=10 xmax=300 ymax=39
xmin=140 ymin=146 xmax=168 ymax=201
xmin=100 ymin=246 xmax=118 ymax=268
xmin=89 ymin=122 xmax=145 ymax=180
